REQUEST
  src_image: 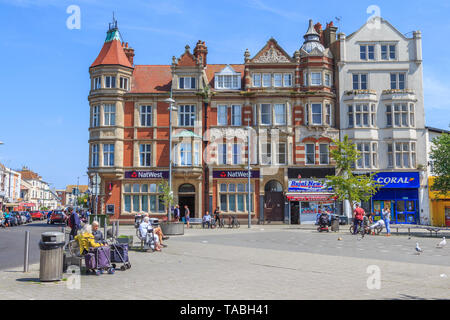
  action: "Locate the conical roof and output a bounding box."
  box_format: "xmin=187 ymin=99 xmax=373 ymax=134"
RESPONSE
xmin=90 ymin=23 xmax=133 ymax=69
xmin=301 ymin=19 xmax=325 ymax=54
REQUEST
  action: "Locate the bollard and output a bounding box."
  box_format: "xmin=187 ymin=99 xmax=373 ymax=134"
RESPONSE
xmin=111 ymin=221 xmax=115 ymax=240
xmin=116 ymin=221 xmax=119 ymax=238
xmin=104 ymin=217 xmax=107 ymax=240
xmin=24 ymin=231 xmax=30 ymax=273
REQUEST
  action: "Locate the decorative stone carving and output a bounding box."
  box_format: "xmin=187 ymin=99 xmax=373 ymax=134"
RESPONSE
xmin=253 ymin=45 xmax=291 ymax=63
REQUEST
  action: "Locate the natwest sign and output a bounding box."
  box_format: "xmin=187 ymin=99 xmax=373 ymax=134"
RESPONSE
xmin=125 ymin=171 xmax=169 ymax=179
xmin=373 ymin=172 xmax=420 ymax=189
xmin=213 ymin=170 xmax=260 ymax=179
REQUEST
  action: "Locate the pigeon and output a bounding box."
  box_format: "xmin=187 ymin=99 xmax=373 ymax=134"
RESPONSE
xmin=338 ymin=237 xmax=343 ymax=241
xmin=415 ymin=243 xmax=423 ymax=255
xmin=436 ymin=237 xmax=446 ymax=248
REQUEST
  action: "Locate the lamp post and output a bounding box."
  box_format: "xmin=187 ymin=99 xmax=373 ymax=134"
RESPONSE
xmin=164 ymin=97 xmax=177 ymax=221
xmin=247 ymin=119 xmax=252 ymax=229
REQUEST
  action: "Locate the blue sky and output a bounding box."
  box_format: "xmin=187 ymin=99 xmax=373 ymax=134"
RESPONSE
xmin=0 ymin=0 xmax=449 ymax=188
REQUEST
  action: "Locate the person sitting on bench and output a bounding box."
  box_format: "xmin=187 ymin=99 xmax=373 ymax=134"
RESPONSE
xmin=92 ymin=221 xmax=105 ymax=244
xmin=142 ymin=214 xmax=168 ymax=247
xmin=202 ymin=211 xmax=211 ymax=229
xmin=75 ymin=224 xmax=105 ymax=255
xmin=139 ymin=217 xmax=161 ymax=252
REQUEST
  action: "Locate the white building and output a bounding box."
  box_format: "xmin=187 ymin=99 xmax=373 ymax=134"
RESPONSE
xmin=0 ymin=164 xmax=21 ymax=208
xmin=337 ymin=18 xmax=429 ymax=225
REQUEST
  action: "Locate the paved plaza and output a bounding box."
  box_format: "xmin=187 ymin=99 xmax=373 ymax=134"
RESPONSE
xmin=1 ymin=225 xmax=449 ymax=300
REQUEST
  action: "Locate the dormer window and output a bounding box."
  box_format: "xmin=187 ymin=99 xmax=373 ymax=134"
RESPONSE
xmin=214 ymin=65 xmax=241 ymax=90
xmin=179 ymin=77 xmax=196 ymax=89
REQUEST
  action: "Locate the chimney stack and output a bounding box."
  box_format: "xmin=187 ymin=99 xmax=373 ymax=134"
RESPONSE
xmin=194 ymin=40 xmax=208 ymax=67
xmin=123 ymin=43 xmax=135 ymax=66
xmin=323 ymin=21 xmax=338 ymax=48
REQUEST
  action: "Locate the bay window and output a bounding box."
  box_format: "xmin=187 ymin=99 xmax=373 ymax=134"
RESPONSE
xmin=253 ymin=73 xmax=261 ymax=87
xmin=91 ymin=144 xmax=99 ymax=167
xmin=92 ymin=105 xmax=100 ymax=127
xmin=274 ymin=104 xmax=286 ymax=125
xmin=386 ymin=103 xmax=414 ymax=128
xmin=311 ymin=103 xmax=322 ymax=125
xmin=262 ymin=73 xmax=271 ymax=87
xmin=103 ymin=104 xmax=116 ymax=126
xmin=261 ymin=104 xmax=271 ymax=125
xmin=94 ymin=77 xmax=101 ymax=90
xmin=103 ymin=144 xmax=114 ymax=167
xmin=311 ymin=72 xmax=322 ymax=86
xmin=105 ymin=76 xmax=116 ymax=88
xmin=388 ymin=142 xmax=416 ymax=168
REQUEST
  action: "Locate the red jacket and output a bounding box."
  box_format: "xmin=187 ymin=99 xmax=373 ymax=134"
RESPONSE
xmin=354 ymin=207 xmax=365 ymax=221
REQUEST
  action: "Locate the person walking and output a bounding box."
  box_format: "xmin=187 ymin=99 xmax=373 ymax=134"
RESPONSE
xmin=353 ymin=204 xmax=365 ymax=235
xmin=214 ymin=207 xmax=221 ymax=227
xmin=382 ymin=206 xmax=392 ymax=236
xmin=184 ymin=205 xmax=190 ymax=229
xmin=174 ymin=205 xmax=180 ymax=222
xmin=68 ymin=207 xmax=81 ymax=241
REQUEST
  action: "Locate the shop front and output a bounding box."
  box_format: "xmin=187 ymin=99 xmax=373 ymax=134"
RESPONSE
xmin=428 ymin=177 xmax=450 ymax=227
xmin=371 ymin=172 xmax=421 ymax=225
xmin=287 ymin=168 xmax=336 ymax=225
xmin=212 ymin=170 xmax=260 ymax=222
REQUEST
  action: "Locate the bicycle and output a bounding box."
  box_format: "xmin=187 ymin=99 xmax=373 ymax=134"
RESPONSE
xmin=228 ymin=215 xmax=240 ymax=228
xmin=349 ymin=221 xmax=366 ymax=237
xmin=211 ymin=216 xmax=225 ymax=229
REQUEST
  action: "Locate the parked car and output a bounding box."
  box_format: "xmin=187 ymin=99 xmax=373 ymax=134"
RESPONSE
xmin=30 ymin=211 xmax=44 ymax=221
xmin=50 ymin=211 xmax=66 ymax=224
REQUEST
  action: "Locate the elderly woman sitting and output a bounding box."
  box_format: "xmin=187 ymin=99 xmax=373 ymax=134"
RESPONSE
xmin=74 ymin=224 xmax=106 ymax=255
xmin=139 ymin=217 xmax=161 ymax=252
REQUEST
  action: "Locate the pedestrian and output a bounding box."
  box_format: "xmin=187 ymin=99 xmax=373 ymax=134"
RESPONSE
xmin=353 ymin=204 xmax=365 ymax=235
xmin=184 ymin=205 xmax=190 ymax=229
xmin=382 ymin=206 xmax=391 ymax=237
xmin=68 ymin=207 xmax=81 ymax=241
xmin=92 ymin=221 xmax=105 ymax=243
xmin=174 ymin=205 xmax=180 ymax=222
xmin=202 ymin=211 xmax=211 ymax=229
xmin=214 ymin=207 xmax=221 ymax=227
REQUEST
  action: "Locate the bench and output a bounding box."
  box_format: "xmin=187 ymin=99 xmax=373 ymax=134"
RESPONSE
xmin=391 ymin=224 xmax=449 ymax=237
xmin=188 ymin=218 xmax=203 ymax=228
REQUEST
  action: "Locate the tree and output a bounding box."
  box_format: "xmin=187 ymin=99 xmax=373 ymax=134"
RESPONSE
xmin=326 ymin=135 xmax=384 ymax=216
xmin=430 ymin=133 xmax=450 ymax=196
xmin=159 ymin=180 xmax=174 ymax=221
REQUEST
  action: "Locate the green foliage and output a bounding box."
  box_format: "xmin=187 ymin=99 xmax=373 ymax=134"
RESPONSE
xmin=326 ymin=135 xmax=384 ymax=214
xmin=159 ymin=180 xmax=174 ymax=217
xmin=430 ymin=133 xmax=450 ymax=195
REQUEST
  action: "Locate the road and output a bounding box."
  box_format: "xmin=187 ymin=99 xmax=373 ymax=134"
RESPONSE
xmin=0 ymin=221 xmax=64 ymax=270
xmin=1 ymin=225 xmax=449 ymax=300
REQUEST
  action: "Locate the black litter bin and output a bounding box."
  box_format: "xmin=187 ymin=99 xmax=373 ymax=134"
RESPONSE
xmin=331 ymin=215 xmax=340 ymax=232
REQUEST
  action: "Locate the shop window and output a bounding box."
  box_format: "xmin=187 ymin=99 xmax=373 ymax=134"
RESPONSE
xmin=123 ymin=182 xmax=165 ymax=214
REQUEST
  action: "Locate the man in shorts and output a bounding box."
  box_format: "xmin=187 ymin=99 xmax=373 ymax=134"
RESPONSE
xmin=184 ymin=205 xmax=190 ymax=229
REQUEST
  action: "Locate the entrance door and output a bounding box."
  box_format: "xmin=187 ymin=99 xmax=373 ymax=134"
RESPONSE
xmin=290 ymin=201 xmax=300 ymax=224
xmin=395 ymin=200 xmax=417 ymax=224
xmin=264 ymin=180 xmax=284 ymax=222
xmin=178 ymin=184 xmax=196 ymax=219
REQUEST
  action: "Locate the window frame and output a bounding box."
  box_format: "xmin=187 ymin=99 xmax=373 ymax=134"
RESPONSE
xmin=140 ymin=105 xmax=153 ymax=127
xmin=139 ymin=144 xmax=152 ymax=167
xmin=178 ymin=105 xmax=196 ymax=127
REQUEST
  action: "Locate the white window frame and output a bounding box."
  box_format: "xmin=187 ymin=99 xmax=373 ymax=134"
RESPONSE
xmin=274 ymin=104 xmax=286 ymax=125
xmin=120 ymin=77 xmax=129 ymax=90
xmin=231 ymin=105 xmax=242 ymax=126
xmin=277 ymin=143 xmax=286 ymax=165
xmin=387 ymin=103 xmax=413 ymax=128
xmin=232 ymin=143 xmax=242 ymax=165
xmin=360 ymin=44 xmax=375 ymax=60
xmin=311 ymin=103 xmax=323 ymax=125
xmin=390 ymin=73 xmax=406 ymax=90
xmin=140 ymin=105 xmax=152 ymax=127
xmin=260 ymin=104 xmax=272 ymax=125
xmin=103 ymin=144 xmax=115 ymax=167
xmin=310 ymin=72 xmax=322 ymax=86
xmin=92 ymin=144 xmax=99 ymax=167
xmin=274 ymin=73 xmax=283 ymax=87
xmin=218 ymin=143 xmax=227 ymax=165
xmin=94 ymin=77 xmax=102 ymax=90
xmin=179 ymin=77 xmax=196 ymax=89
xmin=92 ymin=105 xmax=100 ymax=127
xmin=261 ymin=143 xmax=271 ymax=165
xmin=352 ymin=74 xmax=368 ymax=90
xmin=319 ymin=144 xmax=329 ymax=165
xmin=217 ymin=105 xmax=228 ymax=126
xmin=179 ymin=143 xmax=193 ymax=166
xmin=105 ymin=76 xmax=116 ymax=89
xmin=283 ymin=73 xmax=293 ymax=87
xmin=381 ymin=44 xmax=397 ymax=60
xmin=178 ymin=105 xmax=196 ymax=127
xmin=103 ymin=104 xmax=116 ymax=126
xmin=262 ymin=73 xmax=271 ymax=87
xmin=215 ymin=75 xmax=241 ymax=90
xmin=140 ymin=144 xmax=152 ymax=167
xmin=306 ymin=143 xmax=315 ymax=165
xmin=253 ymin=73 xmax=261 ymax=87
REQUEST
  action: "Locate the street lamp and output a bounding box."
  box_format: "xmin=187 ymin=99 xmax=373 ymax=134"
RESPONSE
xmin=247 ymin=120 xmax=252 ymax=229
xmin=164 ymin=97 xmax=177 ymax=221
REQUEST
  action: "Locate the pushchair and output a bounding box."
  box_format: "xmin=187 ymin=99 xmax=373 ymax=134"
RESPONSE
xmin=84 ymin=246 xmax=115 ymax=276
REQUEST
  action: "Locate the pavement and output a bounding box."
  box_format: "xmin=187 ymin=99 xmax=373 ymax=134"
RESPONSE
xmin=0 ymin=224 xmax=449 ymax=300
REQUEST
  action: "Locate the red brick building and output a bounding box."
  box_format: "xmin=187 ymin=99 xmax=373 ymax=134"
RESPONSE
xmin=88 ymin=19 xmax=340 ymax=224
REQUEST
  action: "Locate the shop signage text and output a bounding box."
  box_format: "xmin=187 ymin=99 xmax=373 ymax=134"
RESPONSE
xmin=288 ymin=180 xmax=333 ymax=193
xmin=125 ymin=171 xmax=169 ymax=179
xmin=374 ymin=172 xmax=420 ymax=189
xmin=213 ymin=170 xmax=260 ymax=179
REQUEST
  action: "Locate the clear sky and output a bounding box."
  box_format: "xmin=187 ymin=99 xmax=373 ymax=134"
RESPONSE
xmin=0 ymin=0 xmax=449 ymax=188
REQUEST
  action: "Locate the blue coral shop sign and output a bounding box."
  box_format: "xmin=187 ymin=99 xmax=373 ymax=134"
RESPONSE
xmin=373 ymin=172 xmax=420 ymax=189
xmin=288 ymin=180 xmax=333 ymax=193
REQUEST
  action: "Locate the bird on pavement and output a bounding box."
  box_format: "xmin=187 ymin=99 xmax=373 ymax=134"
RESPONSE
xmin=337 ymin=237 xmax=343 ymax=241
xmin=436 ymin=237 xmax=446 ymax=248
xmin=415 ymin=243 xmax=423 ymax=255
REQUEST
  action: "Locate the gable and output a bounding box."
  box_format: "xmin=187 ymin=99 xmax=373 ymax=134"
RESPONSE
xmin=251 ymin=38 xmax=294 ymax=64
xmin=347 ymin=18 xmax=409 ymax=42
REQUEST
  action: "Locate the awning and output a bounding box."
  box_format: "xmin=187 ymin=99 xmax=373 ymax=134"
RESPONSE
xmin=286 ymin=193 xmax=336 ymax=202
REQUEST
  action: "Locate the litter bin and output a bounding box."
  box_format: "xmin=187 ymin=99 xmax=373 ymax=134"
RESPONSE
xmin=39 ymin=232 xmax=65 ymax=282
xmin=331 ymin=215 xmax=340 ymax=232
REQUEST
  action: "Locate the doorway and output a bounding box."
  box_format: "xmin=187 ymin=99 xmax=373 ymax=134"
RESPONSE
xmin=178 ymin=184 xmax=196 ymax=219
xmin=264 ymin=180 xmax=284 ymax=222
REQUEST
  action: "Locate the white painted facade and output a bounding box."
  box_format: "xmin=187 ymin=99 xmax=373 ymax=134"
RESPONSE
xmin=337 ymin=18 xmax=429 ymax=224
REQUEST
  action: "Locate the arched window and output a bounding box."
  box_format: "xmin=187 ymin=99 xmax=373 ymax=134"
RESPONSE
xmin=265 ymin=180 xmax=283 ymax=192
xmin=178 ymin=184 xmax=195 ymax=193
